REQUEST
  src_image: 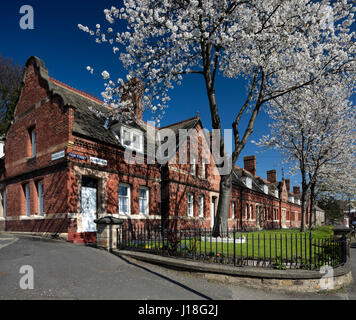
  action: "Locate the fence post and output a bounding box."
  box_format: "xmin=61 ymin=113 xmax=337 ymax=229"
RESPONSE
xmin=233 ymin=227 xmax=236 ymax=267
xmin=309 ymin=232 xmax=313 ymax=270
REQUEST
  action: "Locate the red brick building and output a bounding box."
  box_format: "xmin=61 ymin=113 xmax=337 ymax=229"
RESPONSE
xmin=0 ymin=56 xmax=309 ymax=243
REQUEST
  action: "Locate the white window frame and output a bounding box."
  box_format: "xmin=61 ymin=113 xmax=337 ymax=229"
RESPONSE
xmin=139 ymin=187 xmax=149 ymax=216
xmin=198 ymin=195 xmax=204 ymax=218
xmin=119 ymin=184 xmax=131 ymax=215
xmin=120 ymin=126 xmax=144 ymax=153
xmin=25 ymin=184 xmax=30 ymax=216
xmin=187 ymin=193 xmax=194 ymax=217
xmin=231 ymin=202 xmax=235 ymax=219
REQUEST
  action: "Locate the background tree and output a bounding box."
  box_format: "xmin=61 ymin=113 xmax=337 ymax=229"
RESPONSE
xmin=79 ymin=0 xmax=355 ymax=236
xmin=0 ymin=54 xmax=23 ymax=136
xmin=256 ymin=80 xmax=355 ymax=231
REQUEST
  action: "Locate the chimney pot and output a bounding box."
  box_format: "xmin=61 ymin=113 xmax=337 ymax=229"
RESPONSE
xmin=244 ymin=156 xmax=256 ymax=176
xmin=293 ymin=186 xmax=301 ymax=194
xmin=267 ymin=170 xmax=277 ymax=183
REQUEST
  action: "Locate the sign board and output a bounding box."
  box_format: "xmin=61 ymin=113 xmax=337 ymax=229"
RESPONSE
xmin=51 ymin=150 xmax=65 ymax=161
xmin=90 ymin=157 xmax=107 ymax=167
xmin=68 ymin=152 xmax=88 ymax=161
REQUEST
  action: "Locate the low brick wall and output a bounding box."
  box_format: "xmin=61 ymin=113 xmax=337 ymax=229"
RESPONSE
xmin=114 ymin=250 xmax=352 ymax=293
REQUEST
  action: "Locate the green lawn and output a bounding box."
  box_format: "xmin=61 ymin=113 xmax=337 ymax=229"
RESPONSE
xmin=123 ymin=226 xmax=342 ymax=269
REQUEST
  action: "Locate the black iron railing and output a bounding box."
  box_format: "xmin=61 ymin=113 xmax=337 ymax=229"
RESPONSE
xmin=117 ymin=226 xmax=347 ymax=271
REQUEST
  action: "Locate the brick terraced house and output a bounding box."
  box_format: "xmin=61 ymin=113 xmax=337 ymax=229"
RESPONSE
xmin=0 ymin=56 xmax=311 ymax=244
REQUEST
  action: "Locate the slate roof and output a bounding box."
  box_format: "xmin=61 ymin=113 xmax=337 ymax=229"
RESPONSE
xmin=49 ymin=78 xmax=119 ymax=146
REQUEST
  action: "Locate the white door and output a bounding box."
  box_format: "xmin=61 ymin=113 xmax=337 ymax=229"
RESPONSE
xmin=81 ymin=186 xmax=97 ymax=232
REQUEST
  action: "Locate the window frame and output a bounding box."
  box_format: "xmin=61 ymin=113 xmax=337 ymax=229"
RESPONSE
xmin=29 ymin=127 xmax=36 ymax=158
xmin=198 ymin=195 xmax=204 ymax=218
xmin=118 ymin=183 xmax=131 ymax=215
xmin=187 ymin=193 xmax=194 ymax=217
xmin=139 ymin=187 xmax=149 ymax=216
xmin=120 ymin=126 xmax=144 ymax=153
xmin=24 ymin=183 xmax=31 ymax=216
xmin=37 ymin=181 xmax=44 ymax=216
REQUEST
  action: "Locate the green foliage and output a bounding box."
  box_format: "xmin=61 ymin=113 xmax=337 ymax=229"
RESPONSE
xmin=0 ymin=55 xmax=23 ymax=136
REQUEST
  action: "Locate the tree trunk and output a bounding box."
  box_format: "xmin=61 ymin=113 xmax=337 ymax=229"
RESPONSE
xmin=309 ymin=183 xmax=316 ymax=229
xmin=212 ymin=173 xmax=233 ymax=237
xmin=300 ymin=180 xmax=308 ymax=233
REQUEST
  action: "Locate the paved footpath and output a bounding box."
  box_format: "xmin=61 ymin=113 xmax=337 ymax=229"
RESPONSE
xmin=0 ymin=233 xmax=354 ymax=300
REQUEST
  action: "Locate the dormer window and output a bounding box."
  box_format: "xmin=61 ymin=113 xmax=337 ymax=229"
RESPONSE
xmin=263 ymin=185 xmax=268 ymax=195
xmin=289 ymin=196 xmax=295 ymax=203
xmin=120 ymin=126 xmax=143 ymax=153
xmin=275 ymin=190 xmax=279 ymax=198
xmin=245 ymin=177 xmax=252 ymax=189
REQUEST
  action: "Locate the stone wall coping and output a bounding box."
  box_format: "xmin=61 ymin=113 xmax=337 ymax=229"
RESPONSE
xmin=113 ymin=249 xmax=351 ymax=280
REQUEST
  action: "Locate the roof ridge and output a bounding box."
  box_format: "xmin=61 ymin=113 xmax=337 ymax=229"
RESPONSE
xmin=49 ymin=77 xmax=109 ymax=107
xmin=234 ymin=164 xmax=272 ymax=185
xmin=160 ymin=115 xmax=199 ymax=129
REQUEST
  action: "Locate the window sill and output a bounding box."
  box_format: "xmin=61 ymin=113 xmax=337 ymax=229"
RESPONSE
xmin=20 ymin=216 xmax=32 ymax=221
xmin=20 ymin=215 xmax=45 ymax=221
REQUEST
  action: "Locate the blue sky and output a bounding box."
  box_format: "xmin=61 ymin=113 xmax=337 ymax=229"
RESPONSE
xmin=1 ymin=1 xmax=354 ymax=189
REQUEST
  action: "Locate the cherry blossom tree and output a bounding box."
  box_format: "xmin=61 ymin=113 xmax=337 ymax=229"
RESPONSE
xmin=79 ymin=0 xmax=355 ymax=236
xmin=256 ymin=80 xmax=355 ymax=231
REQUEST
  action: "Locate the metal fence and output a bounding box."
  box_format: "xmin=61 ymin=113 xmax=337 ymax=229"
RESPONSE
xmin=117 ymin=225 xmax=347 ymax=271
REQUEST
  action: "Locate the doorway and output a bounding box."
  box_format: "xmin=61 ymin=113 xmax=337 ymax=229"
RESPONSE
xmin=81 ymin=177 xmax=98 ymax=232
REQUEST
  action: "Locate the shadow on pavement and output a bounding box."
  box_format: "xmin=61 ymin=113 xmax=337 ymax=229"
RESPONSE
xmin=118 ymin=255 xmax=213 ymax=300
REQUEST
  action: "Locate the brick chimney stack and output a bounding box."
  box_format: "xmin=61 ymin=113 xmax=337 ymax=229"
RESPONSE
xmin=285 ymin=179 xmax=291 ymax=193
xmin=293 ymin=186 xmax=301 ymax=194
xmin=120 ymin=78 xmax=144 ymax=121
xmin=244 ymin=156 xmax=256 ymax=176
xmin=267 ymin=170 xmax=277 ymax=183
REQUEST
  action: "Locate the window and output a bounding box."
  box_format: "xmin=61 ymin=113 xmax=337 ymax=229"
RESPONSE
xmin=245 ymin=204 xmax=248 ymax=220
xmin=187 ymin=193 xmax=194 ymax=217
xmin=245 ymin=177 xmax=252 ymax=189
xmin=263 ymin=185 xmax=268 ymax=194
xmin=201 ymin=159 xmax=206 ymax=179
xmin=29 ymin=128 xmax=36 ymax=158
xmin=139 ymin=187 xmax=149 ymax=215
xmin=24 ymin=184 xmax=30 ymax=216
xmin=190 ymin=158 xmax=196 ymax=176
xmin=1 ymin=189 xmax=6 ymax=218
xmin=120 ymin=126 xmax=143 ymax=153
xmin=119 ymin=184 xmax=130 ymax=215
xmin=249 ymin=205 xmax=253 ymax=220
xmin=231 ymin=202 xmax=235 ymax=219
xmin=37 ymin=181 xmax=44 ymax=216
xmin=198 ymin=195 xmax=204 ymax=218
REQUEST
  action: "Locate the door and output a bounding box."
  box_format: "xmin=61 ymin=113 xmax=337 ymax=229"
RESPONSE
xmin=81 ymin=178 xmax=98 ymax=232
